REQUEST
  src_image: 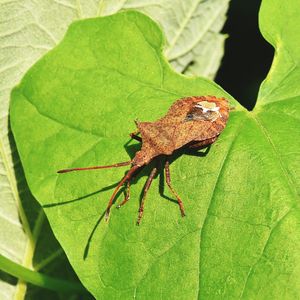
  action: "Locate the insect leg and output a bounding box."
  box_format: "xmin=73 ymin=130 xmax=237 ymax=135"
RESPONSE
xmin=137 ymin=167 xmax=158 ymax=225
xmin=164 ymin=161 xmax=185 ymax=217
xmin=116 ymin=181 xmax=130 ymax=208
xmin=105 ymin=165 xmax=140 ymax=220
xmin=129 ymin=130 xmax=142 ymax=142
xmin=188 ymin=136 xmax=217 ymax=149
xmin=117 ymin=164 xmax=144 ymax=208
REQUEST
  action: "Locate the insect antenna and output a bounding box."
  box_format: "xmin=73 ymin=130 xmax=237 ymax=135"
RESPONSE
xmin=57 ymin=161 xmax=132 ymax=173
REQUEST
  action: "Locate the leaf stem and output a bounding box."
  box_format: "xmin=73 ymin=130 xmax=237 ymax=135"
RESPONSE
xmin=0 ymin=254 xmax=87 ymax=294
xmin=34 ymin=248 xmax=63 ymax=271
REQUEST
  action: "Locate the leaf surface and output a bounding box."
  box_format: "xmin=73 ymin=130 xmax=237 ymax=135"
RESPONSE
xmin=10 ymin=3 xmax=300 ymax=300
xmin=1 ymin=1 xmax=228 ymax=298
xmin=0 ymin=1 xmax=98 ymax=298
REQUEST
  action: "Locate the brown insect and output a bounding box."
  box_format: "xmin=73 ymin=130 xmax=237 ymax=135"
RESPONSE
xmin=58 ymin=96 xmax=229 ymax=224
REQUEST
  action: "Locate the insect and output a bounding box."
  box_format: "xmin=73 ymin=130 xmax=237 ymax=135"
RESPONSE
xmin=58 ymin=96 xmax=229 ymax=224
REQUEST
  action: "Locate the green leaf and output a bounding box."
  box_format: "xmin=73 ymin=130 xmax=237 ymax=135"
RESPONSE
xmin=0 ymin=1 xmax=98 ymax=298
xmin=10 ymin=4 xmax=300 ymax=300
xmin=100 ymin=0 xmax=230 ymax=78
xmin=1 ymin=1 xmax=228 ymax=298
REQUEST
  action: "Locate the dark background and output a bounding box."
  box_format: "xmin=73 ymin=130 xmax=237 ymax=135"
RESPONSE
xmin=215 ymin=0 xmax=274 ymax=110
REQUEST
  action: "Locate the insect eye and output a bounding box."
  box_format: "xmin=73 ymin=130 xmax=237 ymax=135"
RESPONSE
xmin=185 ymin=114 xmax=194 ymax=121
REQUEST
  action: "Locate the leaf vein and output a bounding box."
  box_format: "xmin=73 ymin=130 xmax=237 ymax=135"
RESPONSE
xmin=252 ymin=114 xmax=298 ymax=199
xmin=167 ymin=0 xmax=229 ymax=60
xmin=239 ymin=206 xmax=297 ymax=298
xmin=21 ymin=93 xmax=104 ymax=138
xmin=197 ymin=116 xmax=246 ymax=299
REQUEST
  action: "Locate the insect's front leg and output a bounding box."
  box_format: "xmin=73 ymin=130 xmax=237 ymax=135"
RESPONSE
xmin=129 ymin=130 xmax=142 ymax=142
xmin=116 ymin=181 xmax=130 ymax=209
xmin=105 ymin=165 xmax=140 ymax=220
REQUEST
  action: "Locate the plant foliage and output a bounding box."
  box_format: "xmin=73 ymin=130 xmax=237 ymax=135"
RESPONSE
xmin=7 ymin=0 xmax=300 ymax=299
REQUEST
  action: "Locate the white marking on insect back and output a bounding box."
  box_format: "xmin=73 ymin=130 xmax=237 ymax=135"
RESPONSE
xmin=195 ymin=101 xmax=219 ymax=112
xmin=195 ymin=101 xmax=221 ymax=120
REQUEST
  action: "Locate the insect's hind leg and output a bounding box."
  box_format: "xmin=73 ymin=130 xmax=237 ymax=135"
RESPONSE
xmin=188 ymin=136 xmax=218 ymax=149
xmin=164 ymin=160 xmax=185 ymax=217
xmin=137 ymin=167 xmax=158 ymax=225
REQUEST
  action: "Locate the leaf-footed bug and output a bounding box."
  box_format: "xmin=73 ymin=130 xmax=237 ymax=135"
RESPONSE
xmin=58 ymin=96 xmax=229 ymax=224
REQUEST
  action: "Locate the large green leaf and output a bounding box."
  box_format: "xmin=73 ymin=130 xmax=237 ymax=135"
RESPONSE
xmin=10 ymin=3 xmax=300 ymax=300
xmin=0 ymin=1 xmax=228 ymax=298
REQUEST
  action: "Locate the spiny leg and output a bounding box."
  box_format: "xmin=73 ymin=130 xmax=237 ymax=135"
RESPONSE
xmin=105 ymin=165 xmax=140 ymax=220
xmin=137 ymin=167 xmax=157 ymax=225
xmin=165 ymin=160 xmax=185 ymax=217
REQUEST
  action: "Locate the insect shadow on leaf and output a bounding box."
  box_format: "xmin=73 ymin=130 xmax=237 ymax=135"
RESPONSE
xmin=83 ymin=210 xmax=106 ymax=260
xmin=57 ymin=96 xmax=229 ymax=225
xmin=82 ymin=146 xmax=211 ymax=259
xmin=42 ymin=184 xmax=119 ymax=207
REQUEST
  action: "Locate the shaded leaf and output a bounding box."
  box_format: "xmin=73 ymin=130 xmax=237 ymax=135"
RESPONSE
xmin=0 ymin=1 xmax=99 ymax=298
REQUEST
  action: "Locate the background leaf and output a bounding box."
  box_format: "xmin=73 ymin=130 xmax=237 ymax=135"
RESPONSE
xmin=100 ymin=0 xmax=230 ymax=77
xmin=0 ymin=1 xmax=228 ymax=298
xmin=10 ymin=2 xmax=300 ymax=298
